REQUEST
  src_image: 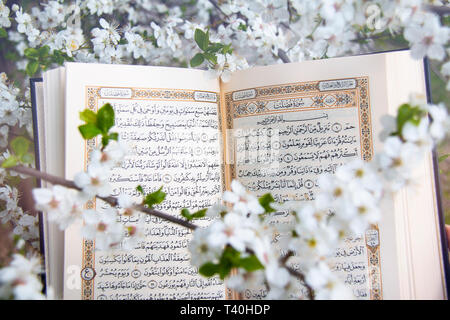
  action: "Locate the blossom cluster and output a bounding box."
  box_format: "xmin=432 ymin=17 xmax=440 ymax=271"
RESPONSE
xmin=0 ymin=1 xmax=447 ymax=82
xmin=187 ymin=94 xmax=449 ymax=299
xmin=0 ymin=70 xmax=38 ymax=250
xmin=0 ymin=253 xmax=46 ymax=300
xmin=32 ymin=139 xmax=144 ymax=251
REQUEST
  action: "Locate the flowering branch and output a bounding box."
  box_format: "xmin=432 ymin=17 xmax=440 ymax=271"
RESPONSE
xmin=6 ymin=164 xmax=198 ymax=231
xmin=279 ymin=251 xmax=315 ymax=299
xmin=424 ymin=5 xmax=450 ymax=16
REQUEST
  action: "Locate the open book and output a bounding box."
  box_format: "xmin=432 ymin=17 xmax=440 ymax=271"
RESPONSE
xmin=31 ymin=50 xmax=449 ymax=300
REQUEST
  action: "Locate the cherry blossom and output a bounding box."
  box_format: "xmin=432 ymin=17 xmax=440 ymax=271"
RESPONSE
xmin=74 ymin=163 xmax=112 ymax=198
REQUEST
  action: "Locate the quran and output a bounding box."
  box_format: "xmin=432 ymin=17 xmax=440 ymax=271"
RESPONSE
xmin=31 ymin=50 xmax=449 ymax=300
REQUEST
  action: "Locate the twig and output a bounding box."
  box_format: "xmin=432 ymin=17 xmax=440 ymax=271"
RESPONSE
xmin=279 ymin=251 xmax=315 ymax=300
xmin=285 ymin=266 xmax=315 ymax=300
xmin=8 ymin=165 xmax=198 ymax=231
xmin=430 ymin=61 xmax=447 ymax=83
xmin=287 ymin=0 xmax=297 ymax=23
xmin=423 ymin=5 xmax=450 ymax=16
xmin=278 ymin=49 xmax=291 ymax=63
xmin=208 ymin=0 xmax=230 ymax=19
xmin=207 ymin=0 xmax=292 ymax=64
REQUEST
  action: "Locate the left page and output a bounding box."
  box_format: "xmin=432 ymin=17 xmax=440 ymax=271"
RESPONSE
xmin=62 ymin=63 xmax=225 ymax=300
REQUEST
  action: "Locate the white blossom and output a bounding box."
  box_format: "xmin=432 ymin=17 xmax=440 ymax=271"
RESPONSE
xmin=207 ymin=212 xmax=256 ymax=252
xmin=91 ymin=139 xmax=128 ymax=169
xmin=222 ymin=180 xmax=264 ymax=216
xmin=33 ymin=186 xmax=85 ymax=230
xmin=404 ymin=16 xmax=449 ymax=61
xmin=226 ymin=268 xmax=265 ymax=293
xmin=427 ymin=103 xmax=450 ymax=141
xmin=402 ymin=117 xmax=433 ymax=150
xmin=74 ymin=163 xmax=112 ymax=198
xmin=188 ymin=227 xmax=222 ymax=267
xmin=376 ymin=136 xmax=423 ymax=190
xmin=0 ymin=125 xmax=8 ymax=148
xmin=0 ymin=254 xmax=45 ymax=300
xmin=306 ymin=262 xmax=354 ymax=300
xmin=0 ymin=1 xmax=11 ymax=28
xmin=81 ymin=209 xmax=124 ymax=250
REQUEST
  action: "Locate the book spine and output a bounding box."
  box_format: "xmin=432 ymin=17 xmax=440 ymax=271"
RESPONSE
xmin=423 ymin=58 xmax=450 ymax=299
xmin=29 ymin=77 xmax=47 ymax=294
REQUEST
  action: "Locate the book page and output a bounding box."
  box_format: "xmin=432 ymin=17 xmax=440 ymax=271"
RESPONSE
xmin=220 ymin=53 xmax=400 ymax=299
xmin=62 ymin=63 xmax=226 ymax=300
xmin=41 ymin=68 xmax=67 ymax=299
xmin=385 ymin=53 xmax=447 ymax=299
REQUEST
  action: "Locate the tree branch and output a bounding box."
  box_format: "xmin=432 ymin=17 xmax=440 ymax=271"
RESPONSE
xmin=424 ymin=5 xmax=450 ymax=16
xmin=278 ymin=49 xmax=291 ymax=63
xmin=208 ymin=0 xmax=230 ymax=19
xmin=279 ymin=251 xmax=315 ymax=300
xmin=8 ymin=165 xmax=198 ymax=231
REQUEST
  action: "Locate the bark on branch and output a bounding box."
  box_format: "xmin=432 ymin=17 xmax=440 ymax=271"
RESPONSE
xmin=280 ymin=251 xmax=315 ymax=300
xmin=9 ymin=165 xmax=198 ymax=231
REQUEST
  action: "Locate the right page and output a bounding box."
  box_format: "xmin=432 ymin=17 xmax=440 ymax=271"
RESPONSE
xmin=220 ymin=50 xmax=447 ymax=299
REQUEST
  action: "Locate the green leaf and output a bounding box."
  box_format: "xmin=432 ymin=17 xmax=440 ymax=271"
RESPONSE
xmin=20 ymin=153 xmax=35 ymax=165
xmin=222 ymin=246 xmax=241 ymax=265
xmin=207 ymin=43 xmax=224 ymax=54
xmin=78 ymin=123 xmax=102 ymax=140
xmin=217 ymin=247 xmax=239 ymax=279
xmin=181 ymin=208 xmax=192 ymax=220
xmin=38 ymin=45 xmax=50 ymax=58
xmin=202 ymin=52 xmax=217 ymax=65
xmin=108 ymin=132 xmax=119 ymax=141
xmin=26 ymin=61 xmax=39 ymax=76
xmin=24 ymin=48 xmax=39 ymax=59
xmin=259 ymin=193 xmax=276 ymax=213
xmin=79 ymin=109 xmax=97 ymax=124
xmin=199 ymin=263 xmax=219 ymax=277
xmin=10 ymin=137 xmax=30 ymax=157
xmin=96 ymin=103 xmax=115 ymax=134
xmin=136 ymin=185 xmax=145 ymax=195
xmin=0 ymin=28 xmax=7 ymax=38
xmin=101 ymin=135 xmax=110 ymax=148
xmin=439 ymin=153 xmax=450 ymax=163
xmin=218 ymin=261 xmax=233 ymax=279
xmin=181 ymin=208 xmax=207 ymax=221
xmin=200 ymin=247 xmax=265 ymax=279
xmin=396 ymin=103 xmax=424 ymax=135
xmin=221 ymin=44 xmax=233 ymax=55
xmin=194 ymin=29 xmax=209 ymax=51
xmin=1 ymin=156 xmax=18 ymax=168
xmin=143 ymin=186 xmax=166 ymax=208
xmin=192 ymin=208 xmax=207 ymax=219
xmin=238 ymin=254 xmax=264 ymax=272
xmin=190 ymin=53 xmax=205 ymax=67
xmin=237 ymin=23 xmax=247 ymax=31
xmin=52 ymin=50 xmax=64 ymax=65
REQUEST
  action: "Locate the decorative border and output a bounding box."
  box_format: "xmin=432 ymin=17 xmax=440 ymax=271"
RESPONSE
xmin=223 ymin=77 xmax=381 ymax=300
xmin=365 ymin=225 xmax=382 ymax=300
xmin=81 ymin=86 xmax=221 ymax=300
xmin=81 ymin=87 xmax=100 ymax=300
